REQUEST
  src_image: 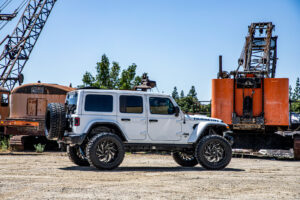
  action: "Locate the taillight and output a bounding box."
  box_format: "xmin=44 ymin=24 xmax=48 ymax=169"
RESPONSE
xmin=74 ymin=117 xmax=80 ymax=126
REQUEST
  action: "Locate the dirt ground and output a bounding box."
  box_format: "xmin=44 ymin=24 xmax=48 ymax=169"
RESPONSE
xmin=0 ymin=152 xmax=299 ymax=200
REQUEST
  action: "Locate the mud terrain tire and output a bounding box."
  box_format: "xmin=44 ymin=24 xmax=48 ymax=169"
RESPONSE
xmin=195 ymin=135 xmax=232 ymax=170
xmin=172 ymin=152 xmax=198 ymax=167
xmin=67 ymin=145 xmax=90 ymax=166
xmin=45 ymin=103 xmax=66 ymax=140
xmin=86 ymin=133 xmax=125 ymax=170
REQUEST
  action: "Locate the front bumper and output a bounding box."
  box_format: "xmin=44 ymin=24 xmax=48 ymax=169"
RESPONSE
xmin=59 ymin=133 xmax=86 ymax=145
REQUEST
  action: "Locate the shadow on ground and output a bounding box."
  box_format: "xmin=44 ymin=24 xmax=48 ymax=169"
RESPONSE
xmin=59 ymin=166 xmax=245 ymax=172
xmin=0 ymin=152 xmax=44 ymax=156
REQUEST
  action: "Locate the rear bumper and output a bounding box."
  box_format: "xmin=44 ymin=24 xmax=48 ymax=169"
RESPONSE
xmin=59 ymin=133 xmax=86 ymax=145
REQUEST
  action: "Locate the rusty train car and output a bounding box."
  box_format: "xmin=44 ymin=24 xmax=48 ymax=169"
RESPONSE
xmin=0 ymin=87 xmax=10 ymax=134
xmin=0 ymin=83 xmax=74 ymax=148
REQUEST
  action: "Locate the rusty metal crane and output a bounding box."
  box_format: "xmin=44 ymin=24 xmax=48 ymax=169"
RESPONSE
xmin=212 ymin=22 xmax=300 ymax=159
xmin=237 ymin=22 xmax=277 ymax=78
xmin=0 ymin=0 xmax=57 ymax=91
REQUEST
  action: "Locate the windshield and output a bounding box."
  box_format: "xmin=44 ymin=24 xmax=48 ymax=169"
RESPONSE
xmin=66 ymin=92 xmax=78 ymax=114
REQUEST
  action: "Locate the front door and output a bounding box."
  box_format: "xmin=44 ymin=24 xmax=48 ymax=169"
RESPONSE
xmin=147 ymin=96 xmax=182 ymax=141
xmin=117 ymin=95 xmax=147 ymax=140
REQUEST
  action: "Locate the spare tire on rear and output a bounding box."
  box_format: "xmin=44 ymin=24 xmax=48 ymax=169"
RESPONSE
xmin=45 ymin=103 xmax=66 ymax=140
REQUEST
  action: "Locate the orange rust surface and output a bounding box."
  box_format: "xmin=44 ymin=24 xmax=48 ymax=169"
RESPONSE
xmin=0 ymin=91 xmax=10 ymax=120
xmin=0 ymin=120 xmax=39 ymax=126
xmin=11 ymin=83 xmax=74 ymax=94
xmin=10 ymin=94 xmax=67 ymax=119
xmin=264 ymin=78 xmax=289 ymax=126
xmin=212 ymin=79 xmax=233 ymax=124
xmin=234 ymin=86 xmax=262 ymax=117
xmin=212 ymin=78 xmax=289 ymax=126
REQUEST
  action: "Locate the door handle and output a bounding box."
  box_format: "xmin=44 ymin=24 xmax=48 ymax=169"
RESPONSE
xmin=121 ymin=118 xmax=131 ymax=121
xmin=149 ymin=119 xmax=158 ymax=122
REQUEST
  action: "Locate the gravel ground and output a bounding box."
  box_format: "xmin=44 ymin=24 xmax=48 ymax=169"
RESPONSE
xmin=0 ymin=152 xmax=299 ymax=200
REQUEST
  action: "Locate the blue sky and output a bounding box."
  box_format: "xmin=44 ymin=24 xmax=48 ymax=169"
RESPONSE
xmin=1 ymin=0 xmax=300 ymax=99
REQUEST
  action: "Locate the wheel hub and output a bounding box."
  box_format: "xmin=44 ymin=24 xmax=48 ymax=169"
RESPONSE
xmin=203 ymin=141 xmax=225 ymax=163
xmin=96 ymin=140 xmax=118 ymax=163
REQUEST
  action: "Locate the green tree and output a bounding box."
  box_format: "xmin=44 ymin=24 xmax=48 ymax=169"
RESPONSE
xmin=177 ymin=96 xmax=198 ymax=113
xmin=290 ymin=78 xmax=300 ymax=112
xmin=80 ymin=54 xmax=144 ymax=90
xmin=180 ymin=90 xmax=185 ymax=98
xmin=82 ymin=71 xmax=95 ymax=87
xmin=289 ymin=85 xmax=293 ymax=100
xmin=133 ymin=75 xmax=142 ymax=88
xmin=172 ymin=87 xmax=179 ymax=99
xmin=109 ymin=62 xmax=120 ymax=89
xmin=188 ymin=86 xmax=197 ymax=99
xmin=293 ymin=77 xmax=300 ymax=100
xmin=119 ymin=64 xmax=138 ymax=90
xmin=95 ymin=54 xmax=110 ymax=88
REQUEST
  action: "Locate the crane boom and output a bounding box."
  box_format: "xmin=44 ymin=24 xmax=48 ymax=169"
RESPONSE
xmin=236 ymin=22 xmax=277 ymax=78
xmin=0 ymin=0 xmax=56 ymax=91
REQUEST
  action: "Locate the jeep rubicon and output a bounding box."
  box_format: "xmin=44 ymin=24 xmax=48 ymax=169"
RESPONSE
xmin=45 ymin=89 xmax=232 ymax=170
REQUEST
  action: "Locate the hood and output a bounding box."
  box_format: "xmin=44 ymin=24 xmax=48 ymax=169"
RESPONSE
xmin=185 ymin=114 xmax=223 ymax=123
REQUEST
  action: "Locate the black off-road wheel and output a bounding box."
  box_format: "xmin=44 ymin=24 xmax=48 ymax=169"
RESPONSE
xmin=172 ymin=152 xmax=198 ymax=167
xmin=86 ymin=133 xmax=125 ymax=170
xmin=67 ymin=145 xmax=90 ymax=166
xmin=195 ymin=135 xmax=232 ymax=170
xmin=45 ymin=103 xmax=66 ymax=140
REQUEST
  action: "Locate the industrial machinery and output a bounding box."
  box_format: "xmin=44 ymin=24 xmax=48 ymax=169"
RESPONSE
xmin=0 ymin=0 xmax=57 ymax=149
xmin=212 ymin=22 xmax=300 ymax=159
xmin=0 ymin=0 xmax=57 ymax=91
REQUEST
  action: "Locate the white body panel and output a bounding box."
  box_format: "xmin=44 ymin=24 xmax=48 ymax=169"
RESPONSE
xmin=65 ymin=89 xmax=227 ymax=145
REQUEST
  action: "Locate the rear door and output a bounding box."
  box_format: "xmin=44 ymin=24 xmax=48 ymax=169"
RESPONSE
xmin=27 ymin=98 xmax=37 ymax=116
xmin=27 ymin=98 xmax=47 ymax=116
xmin=117 ymin=94 xmax=147 ymax=140
xmin=37 ymin=99 xmax=47 ymax=116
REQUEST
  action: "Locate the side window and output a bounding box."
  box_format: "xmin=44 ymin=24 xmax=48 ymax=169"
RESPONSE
xmin=120 ymin=95 xmax=143 ymax=114
xmin=149 ymin=97 xmax=175 ymax=115
xmin=1 ymin=93 xmax=8 ymax=107
xmin=85 ymin=94 xmax=113 ymax=112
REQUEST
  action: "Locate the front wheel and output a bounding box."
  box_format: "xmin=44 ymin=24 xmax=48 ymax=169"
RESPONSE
xmin=195 ymin=135 xmax=232 ymax=170
xmin=172 ymin=152 xmax=198 ymax=167
xmin=86 ymin=133 xmax=125 ymax=170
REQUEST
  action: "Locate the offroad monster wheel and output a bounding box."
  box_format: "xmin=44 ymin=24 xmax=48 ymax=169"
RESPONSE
xmin=67 ymin=145 xmax=90 ymax=166
xmin=195 ymin=135 xmax=232 ymax=170
xmin=45 ymin=103 xmax=66 ymax=140
xmin=172 ymin=152 xmax=198 ymax=167
xmin=86 ymin=133 xmax=125 ymax=170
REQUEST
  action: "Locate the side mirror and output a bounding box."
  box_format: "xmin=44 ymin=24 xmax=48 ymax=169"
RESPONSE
xmin=174 ymin=106 xmax=180 ymax=117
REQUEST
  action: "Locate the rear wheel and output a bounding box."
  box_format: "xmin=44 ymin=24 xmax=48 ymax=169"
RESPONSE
xmin=86 ymin=133 xmax=125 ymax=170
xmin=67 ymin=145 xmax=90 ymax=166
xmin=172 ymin=152 xmax=198 ymax=167
xmin=195 ymin=135 xmax=232 ymax=170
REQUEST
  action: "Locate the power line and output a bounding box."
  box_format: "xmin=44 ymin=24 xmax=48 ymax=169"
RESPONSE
xmin=0 ymin=0 xmax=13 ymax=12
xmin=0 ymin=0 xmax=29 ymax=31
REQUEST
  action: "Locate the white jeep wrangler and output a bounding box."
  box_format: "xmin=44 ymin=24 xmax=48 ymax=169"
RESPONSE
xmin=45 ymin=89 xmax=232 ymax=170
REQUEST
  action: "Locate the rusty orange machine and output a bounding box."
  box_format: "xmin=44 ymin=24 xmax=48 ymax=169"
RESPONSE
xmin=0 ymin=83 xmax=74 ymax=148
xmin=211 ymin=22 xmax=300 ymax=158
xmin=212 ymin=78 xmax=289 ymax=130
xmin=0 ymin=86 xmax=10 ymax=120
